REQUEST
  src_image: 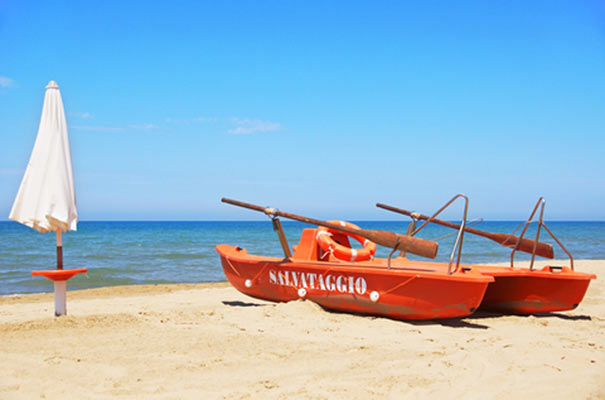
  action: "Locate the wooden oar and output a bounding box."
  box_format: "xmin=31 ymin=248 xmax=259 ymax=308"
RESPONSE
xmin=222 ymin=198 xmax=438 ymax=259
xmin=376 ymin=203 xmax=554 ymax=259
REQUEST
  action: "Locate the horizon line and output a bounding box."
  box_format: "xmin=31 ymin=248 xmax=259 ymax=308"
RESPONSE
xmin=2 ymin=219 xmax=605 ymax=223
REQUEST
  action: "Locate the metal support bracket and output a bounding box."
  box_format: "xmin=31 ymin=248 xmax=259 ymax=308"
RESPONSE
xmin=271 ymin=217 xmax=292 ymax=258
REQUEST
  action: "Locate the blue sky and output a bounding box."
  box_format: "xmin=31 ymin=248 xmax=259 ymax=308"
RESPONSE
xmin=1 ymin=1 xmax=604 ymax=221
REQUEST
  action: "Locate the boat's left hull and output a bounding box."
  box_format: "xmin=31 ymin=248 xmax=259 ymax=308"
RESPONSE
xmin=217 ymin=244 xmax=493 ymax=320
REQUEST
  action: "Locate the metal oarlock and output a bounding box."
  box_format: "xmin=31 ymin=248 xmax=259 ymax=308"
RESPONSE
xmin=387 ymin=238 xmax=400 ymax=270
xmin=398 ymin=216 xmax=418 ymax=257
xmin=510 ymin=198 xmax=574 ymax=270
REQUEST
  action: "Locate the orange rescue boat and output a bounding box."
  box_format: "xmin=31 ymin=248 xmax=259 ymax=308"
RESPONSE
xmin=217 ymin=198 xmax=493 ymax=321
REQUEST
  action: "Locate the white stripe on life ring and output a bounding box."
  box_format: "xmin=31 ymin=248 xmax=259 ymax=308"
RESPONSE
xmin=316 ymin=230 xmax=333 ymax=240
xmin=350 ymin=248 xmax=357 ymax=262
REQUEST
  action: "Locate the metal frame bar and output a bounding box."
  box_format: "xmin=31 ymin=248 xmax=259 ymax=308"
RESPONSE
xmin=411 ymin=194 xmax=469 ymax=274
xmin=510 ymin=198 xmax=574 ymax=270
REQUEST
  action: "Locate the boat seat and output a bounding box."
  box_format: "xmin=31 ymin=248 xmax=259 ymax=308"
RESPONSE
xmin=292 ymin=228 xmax=327 ymax=261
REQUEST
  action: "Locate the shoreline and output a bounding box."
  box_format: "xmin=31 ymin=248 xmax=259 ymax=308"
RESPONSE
xmin=1 ymin=258 xmax=597 ymax=300
xmin=0 ymin=281 xmax=231 ymax=303
xmin=1 ymin=259 xmax=603 ymax=399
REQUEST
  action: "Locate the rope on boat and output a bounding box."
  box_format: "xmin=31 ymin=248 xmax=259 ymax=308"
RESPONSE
xmin=224 ymin=257 xmax=241 ymax=277
xmin=382 ymin=275 xmax=418 ymax=295
xmin=251 ymin=263 xmax=272 ymax=282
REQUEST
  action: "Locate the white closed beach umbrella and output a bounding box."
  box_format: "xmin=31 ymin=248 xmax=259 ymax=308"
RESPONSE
xmin=10 ymin=80 xmax=86 ymax=316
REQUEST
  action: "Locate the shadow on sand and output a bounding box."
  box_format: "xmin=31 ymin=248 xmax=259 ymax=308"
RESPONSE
xmin=221 ymin=300 xmax=591 ymax=328
xmin=315 ymin=305 xmax=491 ymax=329
xmin=532 ymin=312 xmax=592 ymax=321
xmin=412 ymin=318 xmax=489 ymax=330
xmin=222 ymin=300 xmax=267 ymax=308
xmin=465 ymin=310 xmax=592 ymax=321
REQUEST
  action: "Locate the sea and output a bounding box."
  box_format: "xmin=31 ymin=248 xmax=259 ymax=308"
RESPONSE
xmin=1 ymin=221 xmax=603 ymax=296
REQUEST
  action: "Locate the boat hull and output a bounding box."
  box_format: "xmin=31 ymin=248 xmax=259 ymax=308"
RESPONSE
xmin=476 ymin=266 xmax=596 ymax=314
xmin=217 ymin=244 xmax=493 ymax=321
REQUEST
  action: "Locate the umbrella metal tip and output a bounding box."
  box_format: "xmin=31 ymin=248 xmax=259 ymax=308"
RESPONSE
xmin=46 ymin=80 xmax=59 ymax=89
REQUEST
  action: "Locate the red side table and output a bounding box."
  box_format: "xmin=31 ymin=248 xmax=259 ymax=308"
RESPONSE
xmin=31 ymin=268 xmax=88 ymax=316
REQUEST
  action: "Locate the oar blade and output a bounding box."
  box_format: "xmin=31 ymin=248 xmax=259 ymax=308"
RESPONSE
xmin=363 ymin=230 xmax=438 ymax=259
xmin=493 ymin=233 xmax=554 ymax=259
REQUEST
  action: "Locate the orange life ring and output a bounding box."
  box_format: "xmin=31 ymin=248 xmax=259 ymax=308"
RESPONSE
xmin=316 ymin=220 xmax=377 ymax=262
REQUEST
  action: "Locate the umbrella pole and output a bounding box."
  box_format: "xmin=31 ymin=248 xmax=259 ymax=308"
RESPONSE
xmin=56 ymin=230 xmax=63 ymax=270
xmin=54 ymin=230 xmax=67 ymax=316
xmin=54 ymin=281 xmax=67 ymax=316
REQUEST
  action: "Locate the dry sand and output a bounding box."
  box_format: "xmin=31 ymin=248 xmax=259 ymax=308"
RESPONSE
xmin=1 ymin=259 xmax=603 ymax=399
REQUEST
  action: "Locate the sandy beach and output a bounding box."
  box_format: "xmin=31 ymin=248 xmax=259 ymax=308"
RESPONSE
xmin=1 ymin=259 xmax=603 ymax=399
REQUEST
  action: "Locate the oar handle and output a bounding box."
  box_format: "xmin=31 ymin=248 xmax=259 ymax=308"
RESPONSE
xmin=221 ymin=198 xmax=268 ymax=214
xmin=222 ymin=198 xmax=438 ymax=259
xmin=376 ymin=202 xmax=554 ymax=259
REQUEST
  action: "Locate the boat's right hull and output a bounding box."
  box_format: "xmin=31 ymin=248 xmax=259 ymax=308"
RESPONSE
xmin=477 ymin=266 xmax=595 ymax=314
